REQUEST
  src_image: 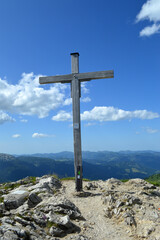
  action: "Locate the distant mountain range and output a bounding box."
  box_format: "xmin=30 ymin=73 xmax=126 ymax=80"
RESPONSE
xmin=0 ymin=151 xmax=160 ymax=183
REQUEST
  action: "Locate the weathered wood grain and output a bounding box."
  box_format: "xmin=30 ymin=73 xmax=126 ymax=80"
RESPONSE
xmin=39 ymin=70 xmax=114 ymax=84
xmin=71 ymin=53 xmax=82 ymax=191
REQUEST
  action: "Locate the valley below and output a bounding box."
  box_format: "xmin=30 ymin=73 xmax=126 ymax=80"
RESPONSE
xmin=0 ymin=151 xmax=160 ymax=183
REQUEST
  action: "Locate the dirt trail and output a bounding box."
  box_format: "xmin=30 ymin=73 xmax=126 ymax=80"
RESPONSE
xmin=61 ymin=180 xmax=135 ymax=240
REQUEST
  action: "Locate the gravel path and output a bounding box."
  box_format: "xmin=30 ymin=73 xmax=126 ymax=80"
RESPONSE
xmin=61 ymin=180 xmax=135 ymax=240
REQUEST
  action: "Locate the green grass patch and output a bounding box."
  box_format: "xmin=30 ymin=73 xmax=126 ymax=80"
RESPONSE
xmin=145 ymin=173 xmax=160 ymax=186
xmin=28 ymin=176 xmax=37 ymax=184
xmin=146 ymin=180 xmax=160 ymax=187
xmin=0 ymin=197 xmax=4 ymax=203
xmin=46 ymin=221 xmax=59 ymax=228
xmin=22 ymin=176 xmax=37 ymax=185
xmin=4 ymin=183 xmax=21 ymax=190
xmin=83 ymin=178 xmax=90 ymax=181
xmin=120 ymin=179 xmax=129 ymax=183
xmin=61 ymin=177 xmax=75 ymax=181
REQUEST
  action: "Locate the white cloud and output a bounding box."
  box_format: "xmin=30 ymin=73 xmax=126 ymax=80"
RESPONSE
xmin=63 ymin=96 xmax=91 ymax=105
xmin=20 ymin=119 xmax=28 ymax=123
xmin=0 ymin=111 xmax=15 ymax=124
xmin=81 ymin=106 xmax=159 ymax=122
xmin=32 ymin=133 xmax=51 ymax=138
xmin=140 ymin=23 xmax=160 ymax=36
xmin=145 ymin=127 xmax=159 ymax=133
xmin=52 ymin=111 xmax=72 ymax=121
xmin=136 ymin=0 xmax=160 ymax=22
xmin=85 ymin=122 xmax=96 ymax=127
xmin=136 ymin=0 xmax=160 ymax=36
xmin=12 ymin=134 xmax=21 ymax=138
xmin=81 ymin=82 xmax=89 ymax=94
xmin=81 ymin=97 xmax=91 ymax=103
xmin=63 ymin=98 xmax=72 ymax=106
xmin=0 ymin=73 xmax=92 ymax=123
xmin=0 ymin=73 xmax=67 ymax=119
xmin=52 ymin=106 xmax=159 ymax=123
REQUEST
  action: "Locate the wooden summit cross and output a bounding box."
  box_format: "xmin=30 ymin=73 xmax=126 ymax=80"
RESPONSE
xmin=39 ymin=53 xmax=114 ymax=192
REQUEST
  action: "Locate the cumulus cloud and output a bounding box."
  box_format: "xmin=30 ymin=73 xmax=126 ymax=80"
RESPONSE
xmin=12 ymin=134 xmax=21 ymax=138
xmin=0 ymin=111 xmax=15 ymax=124
xmin=136 ymin=0 xmax=160 ymax=36
xmin=81 ymin=106 xmax=159 ymax=122
xmin=32 ymin=133 xmax=51 ymax=138
xmin=52 ymin=111 xmax=72 ymax=121
xmin=0 ymin=73 xmax=91 ymax=122
xmin=52 ymin=106 xmax=159 ymax=122
xmin=0 ymin=73 xmax=67 ymax=119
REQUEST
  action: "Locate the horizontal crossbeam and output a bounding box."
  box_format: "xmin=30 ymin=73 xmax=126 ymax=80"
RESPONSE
xmin=39 ymin=70 xmax=114 ymax=84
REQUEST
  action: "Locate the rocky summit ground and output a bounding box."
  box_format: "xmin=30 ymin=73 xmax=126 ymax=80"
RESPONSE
xmin=0 ymin=175 xmax=160 ymax=240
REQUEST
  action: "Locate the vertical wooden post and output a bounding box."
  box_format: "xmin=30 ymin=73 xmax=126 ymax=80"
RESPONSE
xmin=71 ymin=52 xmax=82 ymax=191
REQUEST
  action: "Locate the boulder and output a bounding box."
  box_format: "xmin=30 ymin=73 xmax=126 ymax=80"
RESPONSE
xmin=28 ymin=176 xmax=62 ymax=194
xmin=41 ymin=197 xmax=82 ymax=220
xmin=4 ymin=189 xmax=29 ymax=210
xmin=27 ymin=192 xmax=42 ymax=208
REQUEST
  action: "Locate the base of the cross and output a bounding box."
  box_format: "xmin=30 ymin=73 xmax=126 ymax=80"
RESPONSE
xmin=75 ymin=165 xmax=83 ymax=191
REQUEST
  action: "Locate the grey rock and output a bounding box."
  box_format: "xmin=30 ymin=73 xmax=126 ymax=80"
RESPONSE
xmin=126 ymin=178 xmax=147 ymax=186
xmin=126 ymin=196 xmax=142 ymax=206
xmin=31 ymin=210 xmax=47 ymax=227
xmin=4 ymin=189 xmax=29 ymax=210
xmin=14 ymin=216 xmax=31 ymax=226
xmin=104 ymin=208 xmax=113 ymax=218
xmin=0 ymin=232 xmax=19 ymax=240
xmin=43 ymin=198 xmax=82 ymax=220
xmin=106 ymin=178 xmax=122 ymax=185
xmin=49 ymin=226 xmax=64 ymax=237
xmin=0 ymin=224 xmax=30 ymax=239
xmin=84 ymin=182 xmax=98 ymax=190
xmin=67 ymin=235 xmax=89 ymax=240
xmin=149 ymin=190 xmax=160 ymax=197
xmin=137 ymin=225 xmax=156 ymax=238
xmin=1 ymin=175 xmax=160 ymax=240
xmin=103 ymin=194 xmax=115 ymax=205
xmin=28 ymin=176 xmax=62 ymax=194
xmin=125 ymin=215 xmax=136 ymax=226
xmin=123 ymin=212 xmax=136 ymax=227
xmin=0 ymin=202 xmax=5 ymax=211
xmin=58 ymin=215 xmax=73 ymax=229
xmin=1 ymin=216 xmax=14 ymax=225
xmin=113 ymin=207 xmax=122 ymax=216
xmin=115 ymin=199 xmax=124 ymax=208
xmin=27 ymin=192 xmax=42 ymax=207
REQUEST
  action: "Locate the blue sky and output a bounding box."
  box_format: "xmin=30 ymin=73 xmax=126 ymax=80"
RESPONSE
xmin=0 ymin=0 xmax=160 ymax=154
